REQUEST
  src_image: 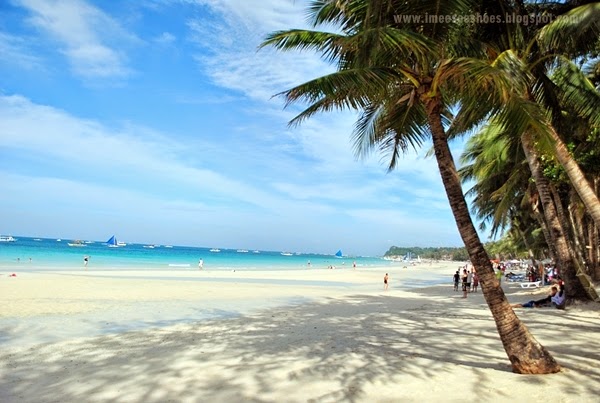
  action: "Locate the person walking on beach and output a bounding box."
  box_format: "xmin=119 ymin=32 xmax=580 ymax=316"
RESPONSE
xmin=384 ymin=273 xmax=389 ymax=291
xmin=83 ymin=255 xmax=89 ymax=268
xmin=466 ymin=270 xmax=473 ymax=293
xmin=198 ymin=259 xmax=204 ymax=270
xmin=472 ymin=272 xmax=479 ymax=292
xmin=495 ymin=268 xmax=503 ymax=285
xmin=453 ymin=270 xmax=460 ymax=291
xmin=461 ymin=269 xmax=468 ymax=298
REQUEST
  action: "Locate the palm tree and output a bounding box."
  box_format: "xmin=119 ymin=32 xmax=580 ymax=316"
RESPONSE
xmin=458 ymin=107 xmax=594 ymax=299
xmin=450 ymin=2 xmax=600 ymax=300
xmin=263 ymin=0 xmax=559 ymax=374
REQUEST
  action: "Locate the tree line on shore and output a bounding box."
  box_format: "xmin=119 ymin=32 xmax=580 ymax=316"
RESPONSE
xmin=263 ymin=0 xmax=599 ymax=374
xmin=383 ymin=246 xmax=470 ymax=261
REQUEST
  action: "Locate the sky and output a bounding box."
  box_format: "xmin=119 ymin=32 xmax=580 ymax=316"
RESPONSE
xmin=0 ymin=0 xmax=476 ymax=256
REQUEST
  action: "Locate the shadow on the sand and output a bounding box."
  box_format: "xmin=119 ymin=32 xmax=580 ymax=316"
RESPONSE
xmin=1 ymin=292 xmax=599 ymax=402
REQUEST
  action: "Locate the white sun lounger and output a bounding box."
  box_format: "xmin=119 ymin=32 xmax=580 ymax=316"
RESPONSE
xmin=520 ymin=281 xmax=541 ymax=289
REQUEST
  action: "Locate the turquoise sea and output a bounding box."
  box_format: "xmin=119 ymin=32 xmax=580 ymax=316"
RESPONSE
xmin=0 ymin=236 xmax=390 ymax=271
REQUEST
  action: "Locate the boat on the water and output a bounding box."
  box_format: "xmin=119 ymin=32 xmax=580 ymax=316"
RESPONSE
xmin=0 ymin=235 xmax=16 ymax=242
xmin=281 ymin=252 xmax=293 ymax=256
xmin=236 ymin=249 xmax=249 ymax=253
xmin=106 ymin=235 xmax=122 ymax=248
xmin=68 ymin=240 xmax=86 ymax=247
xmin=209 ymin=248 xmax=221 ymax=253
xmin=335 ymin=249 xmax=343 ymax=258
xmin=143 ymin=245 xmax=155 ymax=249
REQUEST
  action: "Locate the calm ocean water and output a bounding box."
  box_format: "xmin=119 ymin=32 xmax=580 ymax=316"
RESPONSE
xmin=0 ymin=236 xmax=390 ymax=271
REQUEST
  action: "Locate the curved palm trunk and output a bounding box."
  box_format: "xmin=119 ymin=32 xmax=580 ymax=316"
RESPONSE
xmin=548 ymin=125 xmax=600 ymax=227
xmin=521 ymin=131 xmax=598 ymax=301
xmin=425 ymin=98 xmax=560 ymax=374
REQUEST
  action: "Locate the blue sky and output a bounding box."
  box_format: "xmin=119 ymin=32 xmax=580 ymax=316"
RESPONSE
xmin=0 ymin=0 xmax=473 ymax=256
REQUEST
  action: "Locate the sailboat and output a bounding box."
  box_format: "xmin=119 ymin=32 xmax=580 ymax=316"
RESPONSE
xmin=106 ymin=235 xmax=120 ymax=248
xmin=335 ymin=250 xmax=343 ymax=258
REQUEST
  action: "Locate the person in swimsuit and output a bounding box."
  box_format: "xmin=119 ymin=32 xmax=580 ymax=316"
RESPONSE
xmin=384 ymin=273 xmax=389 ymax=291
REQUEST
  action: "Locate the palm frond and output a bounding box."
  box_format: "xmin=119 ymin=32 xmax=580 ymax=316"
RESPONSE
xmin=551 ymin=57 xmax=600 ymax=127
xmin=537 ymin=3 xmax=600 ymax=56
xmin=306 ymin=0 xmax=367 ymax=31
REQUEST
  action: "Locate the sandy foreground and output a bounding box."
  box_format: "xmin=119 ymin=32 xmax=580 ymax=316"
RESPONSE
xmin=1 ymin=264 xmax=599 ymax=403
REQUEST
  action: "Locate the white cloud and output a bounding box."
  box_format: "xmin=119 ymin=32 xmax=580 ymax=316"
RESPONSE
xmin=0 ymin=31 xmax=44 ymax=70
xmin=15 ymin=0 xmax=134 ymax=79
xmin=154 ymin=31 xmax=176 ymax=45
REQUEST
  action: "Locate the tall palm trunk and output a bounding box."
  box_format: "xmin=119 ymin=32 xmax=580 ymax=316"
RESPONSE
xmin=592 ymin=178 xmax=600 ymax=280
xmin=425 ymin=96 xmax=560 ymax=374
xmin=550 ymin=185 xmax=591 ymax=274
xmin=548 ymin=125 xmax=600 ymax=227
xmin=521 ymin=131 xmax=598 ymax=301
xmin=568 ymin=203 xmax=593 ymax=278
xmin=532 ymin=200 xmax=559 ymax=263
xmin=590 ymin=221 xmax=600 ymax=280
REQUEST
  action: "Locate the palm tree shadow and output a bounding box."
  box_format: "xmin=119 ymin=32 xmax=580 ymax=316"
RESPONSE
xmin=1 ymin=293 xmax=599 ymax=402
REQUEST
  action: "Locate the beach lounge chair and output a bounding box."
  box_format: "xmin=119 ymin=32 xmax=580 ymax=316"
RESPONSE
xmin=520 ymin=281 xmax=541 ymax=289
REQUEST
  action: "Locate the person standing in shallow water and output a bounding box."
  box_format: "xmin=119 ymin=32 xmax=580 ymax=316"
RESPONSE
xmin=384 ymin=273 xmax=389 ymax=291
xmin=198 ymin=259 xmax=204 ymax=270
xmin=83 ymin=256 xmax=89 ymax=268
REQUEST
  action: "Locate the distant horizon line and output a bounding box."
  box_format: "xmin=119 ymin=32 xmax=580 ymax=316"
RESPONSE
xmin=3 ymin=235 xmax=383 ymax=258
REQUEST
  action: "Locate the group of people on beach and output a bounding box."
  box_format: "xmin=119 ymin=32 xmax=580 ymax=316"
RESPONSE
xmin=452 ymin=262 xmax=568 ymax=309
xmin=453 ymin=266 xmax=479 ymax=298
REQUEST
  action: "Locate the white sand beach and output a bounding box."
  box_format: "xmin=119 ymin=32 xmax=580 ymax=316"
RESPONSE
xmin=1 ymin=263 xmax=599 ymax=402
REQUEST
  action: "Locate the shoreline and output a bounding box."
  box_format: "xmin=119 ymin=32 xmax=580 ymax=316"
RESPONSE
xmin=1 ymin=264 xmax=599 ymax=402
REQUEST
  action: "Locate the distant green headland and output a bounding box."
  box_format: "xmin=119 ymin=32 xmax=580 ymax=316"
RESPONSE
xmin=384 ymin=246 xmax=469 ymax=261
